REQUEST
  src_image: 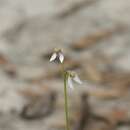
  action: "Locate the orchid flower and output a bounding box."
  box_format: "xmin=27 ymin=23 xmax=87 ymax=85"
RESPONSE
xmin=50 ymin=48 xmax=64 ymax=63
xmin=67 ymin=71 xmax=82 ymax=90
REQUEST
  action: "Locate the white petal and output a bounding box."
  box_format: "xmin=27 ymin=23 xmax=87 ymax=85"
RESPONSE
xmin=73 ymin=75 xmax=82 ymax=84
xmin=67 ymin=77 xmax=74 ymax=90
xmin=50 ymin=53 xmax=57 ymax=62
xmin=59 ymin=53 xmax=64 ymax=63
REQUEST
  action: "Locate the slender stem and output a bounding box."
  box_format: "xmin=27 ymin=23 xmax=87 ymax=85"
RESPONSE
xmin=60 ymin=63 xmax=70 ymax=130
xmin=63 ymin=72 xmax=70 ymax=130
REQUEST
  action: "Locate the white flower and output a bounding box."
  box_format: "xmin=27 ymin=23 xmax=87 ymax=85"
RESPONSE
xmin=67 ymin=71 xmax=82 ymax=90
xmin=50 ymin=48 xmax=64 ymax=63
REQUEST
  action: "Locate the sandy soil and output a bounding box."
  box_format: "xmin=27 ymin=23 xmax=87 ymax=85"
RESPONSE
xmin=0 ymin=0 xmax=130 ymax=130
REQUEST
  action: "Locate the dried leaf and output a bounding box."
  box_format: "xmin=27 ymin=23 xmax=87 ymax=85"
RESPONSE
xmin=71 ymin=26 xmax=125 ymax=51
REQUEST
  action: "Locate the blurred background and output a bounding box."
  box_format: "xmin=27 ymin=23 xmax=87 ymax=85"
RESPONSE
xmin=0 ymin=0 xmax=130 ymax=130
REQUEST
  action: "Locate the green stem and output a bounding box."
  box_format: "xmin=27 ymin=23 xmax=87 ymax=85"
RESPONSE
xmin=64 ymin=72 xmax=70 ymax=130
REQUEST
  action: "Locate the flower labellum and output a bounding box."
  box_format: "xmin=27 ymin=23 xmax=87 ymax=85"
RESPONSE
xmin=67 ymin=71 xmax=82 ymax=90
xmin=50 ymin=48 xmax=64 ymax=63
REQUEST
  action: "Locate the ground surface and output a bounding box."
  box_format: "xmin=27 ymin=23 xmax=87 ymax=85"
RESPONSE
xmin=0 ymin=0 xmax=130 ymax=130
